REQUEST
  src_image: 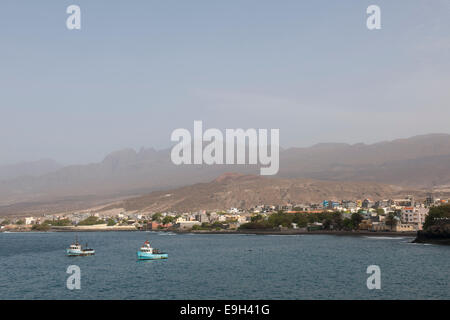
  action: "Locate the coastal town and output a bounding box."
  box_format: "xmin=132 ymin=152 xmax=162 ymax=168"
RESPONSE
xmin=1 ymin=194 xmax=448 ymax=234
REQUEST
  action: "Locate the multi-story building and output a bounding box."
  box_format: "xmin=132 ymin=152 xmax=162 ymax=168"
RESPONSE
xmin=401 ymin=206 xmax=429 ymax=230
xmin=425 ymin=194 xmax=435 ymax=207
xmin=342 ymin=200 xmax=357 ymax=209
xmin=362 ymin=199 xmax=373 ymax=208
xmin=196 ymin=213 xmax=209 ymax=223
xmin=25 ymin=217 xmax=36 ymax=225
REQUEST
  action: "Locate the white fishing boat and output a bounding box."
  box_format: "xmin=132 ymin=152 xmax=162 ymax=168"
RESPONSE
xmin=66 ymin=237 xmax=95 ymax=256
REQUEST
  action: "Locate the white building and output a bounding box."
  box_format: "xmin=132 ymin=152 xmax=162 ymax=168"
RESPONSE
xmin=175 ymin=221 xmax=201 ymax=229
xmin=401 ymin=207 xmax=429 ymax=230
xmin=25 ymin=217 xmax=36 ymax=225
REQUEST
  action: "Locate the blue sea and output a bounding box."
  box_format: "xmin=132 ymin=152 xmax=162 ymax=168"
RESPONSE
xmin=0 ymin=231 xmax=448 ymax=299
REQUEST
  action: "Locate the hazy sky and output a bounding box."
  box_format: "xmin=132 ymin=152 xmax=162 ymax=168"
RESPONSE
xmin=1 ymin=0 xmax=449 ymax=165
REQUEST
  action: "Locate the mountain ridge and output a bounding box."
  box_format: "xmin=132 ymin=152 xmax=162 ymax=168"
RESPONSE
xmin=1 ymin=133 xmax=450 ymax=213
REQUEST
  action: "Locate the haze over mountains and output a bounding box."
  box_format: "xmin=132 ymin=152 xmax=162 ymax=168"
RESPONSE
xmin=1 ymin=133 xmax=450 ymax=215
xmin=0 ymin=159 xmax=61 ymax=181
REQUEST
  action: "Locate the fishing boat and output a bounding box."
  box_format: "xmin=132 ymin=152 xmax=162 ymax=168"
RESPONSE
xmin=137 ymin=240 xmax=168 ymax=260
xmin=66 ymin=237 xmax=95 ymax=256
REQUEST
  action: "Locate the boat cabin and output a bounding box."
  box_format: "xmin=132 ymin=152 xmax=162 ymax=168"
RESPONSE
xmin=140 ymin=246 xmax=154 ymax=253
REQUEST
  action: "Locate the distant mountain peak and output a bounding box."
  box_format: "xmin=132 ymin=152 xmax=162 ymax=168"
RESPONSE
xmin=101 ymin=148 xmax=138 ymax=166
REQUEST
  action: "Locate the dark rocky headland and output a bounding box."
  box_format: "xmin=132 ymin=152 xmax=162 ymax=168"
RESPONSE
xmin=413 ymin=204 xmax=450 ymax=245
xmin=413 ymin=224 xmax=450 ymax=245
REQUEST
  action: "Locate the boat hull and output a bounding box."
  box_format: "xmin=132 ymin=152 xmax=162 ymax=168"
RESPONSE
xmin=137 ymin=251 xmax=168 ymax=260
xmin=66 ymin=249 xmax=95 ymax=256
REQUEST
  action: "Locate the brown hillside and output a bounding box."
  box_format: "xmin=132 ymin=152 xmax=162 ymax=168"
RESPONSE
xmin=111 ymin=173 xmax=412 ymax=213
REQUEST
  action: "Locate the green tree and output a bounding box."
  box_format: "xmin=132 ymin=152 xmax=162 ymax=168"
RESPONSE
xmin=16 ymin=220 xmax=25 ymax=225
xmin=342 ymin=218 xmax=353 ymax=231
xmin=239 ymin=222 xmax=270 ymax=230
xmin=152 ymin=213 xmax=163 ymax=222
xmin=78 ymin=216 xmax=104 ymax=226
xmin=201 ymin=222 xmax=211 ymax=229
xmin=46 ymin=219 xmax=72 ymax=226
xmin=385 ymin=212 xmax=398 ymax=229
xmin=32 ymin=223 xmax=51 ymax=231
xmin=267 ymin=211 xmax=293 ymax=228
xmin=331 ymin=212 xmax=343 ymax=230
xmin=423 ymin=204 xmax=450 ymax=230
xmin=162 ymin=216 xmax=174 ymax=225
xmin=322 ymin=218 xmax=332 ymax=230
xmin=250 ymin=214 xmax=264 ymax=223
xmin=212 ymin=221 xmax=226 ymax=229
xmin=107 ymin=218 xmax=116 ymax=226
xmin=350 ymin=213 xmax=363 ymax=230
xmin=292 ymin=213 xmax=309 ymax=228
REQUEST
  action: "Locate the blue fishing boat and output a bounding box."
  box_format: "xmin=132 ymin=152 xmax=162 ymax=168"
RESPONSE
xmin=137 ymin=240 xmax=168 ymax=260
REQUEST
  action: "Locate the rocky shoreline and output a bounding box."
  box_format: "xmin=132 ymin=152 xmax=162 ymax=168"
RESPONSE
xmin=170 ymin=229 xmax=418 ymax=237
xmin=413 ymin=229 xmax=450 ymax=245
xmin=1 ymin=227 xmax=417 ymax=238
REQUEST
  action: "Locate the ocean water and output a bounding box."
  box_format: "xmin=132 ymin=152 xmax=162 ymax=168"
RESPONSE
xmin=0 ymin=231 xmax=448 ymax=300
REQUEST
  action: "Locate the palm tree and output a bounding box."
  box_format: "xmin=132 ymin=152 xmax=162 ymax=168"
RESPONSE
xmin=385 ymin=212 xmax=398 ymax=231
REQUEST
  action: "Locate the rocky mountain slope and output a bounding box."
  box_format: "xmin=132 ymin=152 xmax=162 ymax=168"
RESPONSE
xmin=2 ymin=134 xmax=450 ymax=215
xmin=104 ymin=173 xmax=413 ymax=213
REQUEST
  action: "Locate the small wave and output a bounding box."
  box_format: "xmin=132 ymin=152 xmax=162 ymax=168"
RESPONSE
xmin=1 ymin=231 xmax=35 ymax=234
xmin=158 ymin=232 xmax=176 ymax=236
xmin=364 ymin=236 xmax=408 ymax=240
xmin=144 ymin=230 xmax=176 ymax=235
xmin=406 ymin=242 xmax=433 ymax=246
xmin=265 ymin=234 xmax=304 ymax=237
